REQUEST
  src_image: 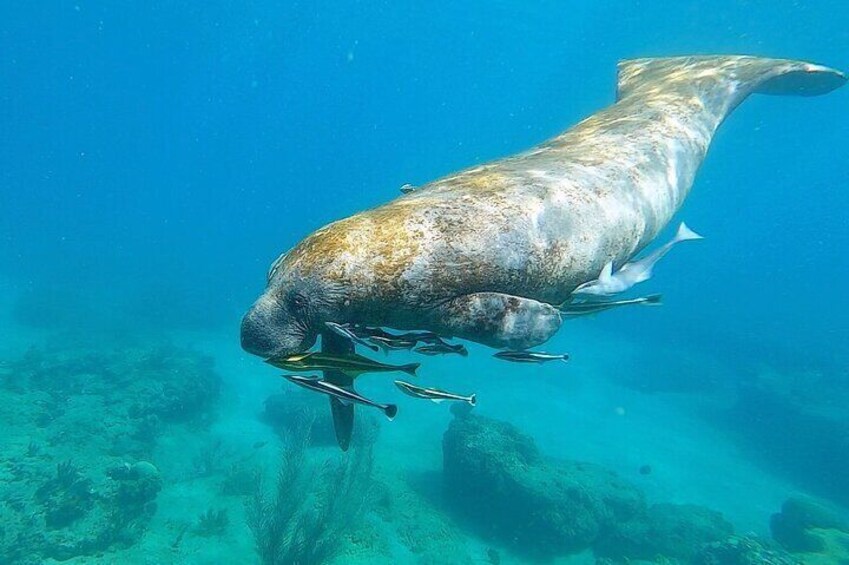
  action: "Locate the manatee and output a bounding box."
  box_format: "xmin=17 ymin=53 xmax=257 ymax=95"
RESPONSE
xmin=242 ymin=55 xmax=845 ymax=358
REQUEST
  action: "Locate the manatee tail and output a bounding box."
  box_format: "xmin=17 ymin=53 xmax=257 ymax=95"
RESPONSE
xmin=617 ymin=55 xmax=846 ymax=119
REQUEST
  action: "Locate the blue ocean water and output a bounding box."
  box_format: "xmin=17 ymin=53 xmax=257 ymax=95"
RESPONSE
xmin=1 ymin=2 xmax=847 ymax=564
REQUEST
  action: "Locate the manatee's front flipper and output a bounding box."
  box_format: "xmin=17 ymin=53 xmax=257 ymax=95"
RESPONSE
xmin=322 ymin=331 xmax=355 ymax=451
xmin=433 ymin=292 xmax=562 ymax=350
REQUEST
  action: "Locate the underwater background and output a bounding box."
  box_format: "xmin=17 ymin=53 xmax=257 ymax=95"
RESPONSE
xmin=1 ymin=1 xmax=848 ymax=564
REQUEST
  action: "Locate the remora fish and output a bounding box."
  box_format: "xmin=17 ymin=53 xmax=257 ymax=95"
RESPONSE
xmin=560 ymin=294 xmax=662 ymax=317
xmin=352 ymin=326 xmax=448 ymax=346
xmin=493 ymin=351 xmax=569 ymax=364
xmin=347 ymin=326 xmax=396 ymax=339
xmin=414 ymin=342 xmax=468 ymax=357
xmin=367 ymin=335 xmax=418 ymax=352
xmin=283 ymin=374 xmax=398 ymax=420
xmin=324 ymin=321 xmax=380 ymax=352
xmin=394 ymin=380 xmax=476 ymax=406
xmin=409 ymin=332 xmax=453 ymax=345
xmin=573 ymin=223 xmax=703 ymax=297
xmin=266 ymin=351 xmax=419 ymax=377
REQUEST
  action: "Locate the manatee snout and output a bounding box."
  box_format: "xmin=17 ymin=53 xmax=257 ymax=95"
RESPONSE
xmin=240 ymin=294 xmax=313 ymax=357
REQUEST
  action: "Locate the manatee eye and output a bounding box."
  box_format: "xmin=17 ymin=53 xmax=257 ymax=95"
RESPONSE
xmin=290 ymin=293 xmax=308 ymax=312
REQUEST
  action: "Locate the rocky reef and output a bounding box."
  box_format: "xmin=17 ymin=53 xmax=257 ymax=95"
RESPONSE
xmin=260 ymin=388 xmax=338 ymax=446
xmin=0 ymin=341 xmax=220 ymax=563
xmin=770 ymin=496 xmax=849 ymax=563
xmin=0 ymin=458 xmax=163 ymax=564
xmin=2 ymin=337 xmax=847 ymax=564
xmin=443 ymin=411 xmax=748 ymax=563
xmin=441 ymin=408 xmax=849 ymax=564
xmin=596 ymin=503 xmax=733 ymax=562
xmin=725 ymin=365 xmax=849 ymax=507
xmin=443 ymin=412 xmax=647 ymax=558
xmin=694 ymin=535 xmax=802 ymax=565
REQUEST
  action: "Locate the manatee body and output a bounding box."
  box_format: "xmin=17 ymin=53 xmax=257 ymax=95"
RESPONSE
xmin=242 ymin=55 xmax=845 ymax=357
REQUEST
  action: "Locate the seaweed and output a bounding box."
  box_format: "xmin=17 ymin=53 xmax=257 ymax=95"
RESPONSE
xmin=170 ymin=522 xmax=191 ymax=550
xmin=34 ymin=460 xmax=95 ymax=530
xmin=25 ymin=441 xmax=41 ymax=457
xmin=191 ymin=438 xmax=227 ymax=478
xmin=220 ymin=462 xmax=257 ymax=497
xmin=34 ymin=460 xmax=86 ymax=502
xmin=194 ymin=508 xmax=229 ymax=537
xmin=55 ymin=460 xmax=80 ymax=488
xmin=246 ymin=413 xmax=377 ymax=565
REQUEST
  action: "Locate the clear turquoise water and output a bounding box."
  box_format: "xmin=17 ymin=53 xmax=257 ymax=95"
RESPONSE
xmin=1 ymin=2 xmax=847 ymax=564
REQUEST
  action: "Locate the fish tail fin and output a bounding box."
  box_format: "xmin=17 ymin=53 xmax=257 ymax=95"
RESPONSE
xmin=554 ymin=295 xmax=574 ymax=310
xmin=468 ymin=394 xmax=477 ymax=407
xmin=674 ymin=222 xmax=704 ymax=243
xmin=459 ymin=346 xmax=469 ymax=357
xmin=643 ymin=293 xmax=663 ymax=306
xmin=599 ymin=261 xmax=614 ymax=283
xmin=401 ymin=363 xmax=420 ymax=376
xmin=384 ymin=404 xmax=398 ymax=421
xmin=561 ymin=354 xmax=570 ymax=363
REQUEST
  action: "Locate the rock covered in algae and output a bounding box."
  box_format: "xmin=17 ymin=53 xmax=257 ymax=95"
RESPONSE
xmin=0 ymin=342 xmax=218 ymax=563
xmin=694 ymin=535 xmax=802 ymax=565
xmin=727 ymin=366 xmax=849 ymax=507
xmin=770 ymin=495 xmax=849 ymax=552
xmin=442 ymin=413 xmax=645 ymax=558
xmin=793 ymin=527 xmax=849 ymax=565
xmin=0 ymin=458 xmax=164 ymax=563
xmin=595 ymin=502 xmax=734 ymax=561
xmin=261 ymin=389 xmax=337 ymax=445
xmin=769 ymin=496 xmax=849 ymax=552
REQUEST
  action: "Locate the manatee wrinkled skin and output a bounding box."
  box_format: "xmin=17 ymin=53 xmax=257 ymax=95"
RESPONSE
xmin=242 ymin=55 xmax=845 ymax=357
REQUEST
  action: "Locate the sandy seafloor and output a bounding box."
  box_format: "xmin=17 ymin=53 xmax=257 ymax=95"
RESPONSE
xmin=2 ymin=276 xmax=834 ymax=565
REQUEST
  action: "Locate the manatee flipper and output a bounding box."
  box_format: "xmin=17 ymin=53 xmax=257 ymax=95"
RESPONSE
xmin=321 ymin=331 xmax=355 ymax=451
xmin=433 ymin=292 xmax=562 ymax=350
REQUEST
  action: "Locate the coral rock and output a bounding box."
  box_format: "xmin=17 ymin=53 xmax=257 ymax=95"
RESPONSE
xmin=771 ymin=495 xmax=849 ymax=553
xmin=596 ymin=503 xmax=734 ymax=561
xmin=442 ymin=414 xmax=645 ymax=558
